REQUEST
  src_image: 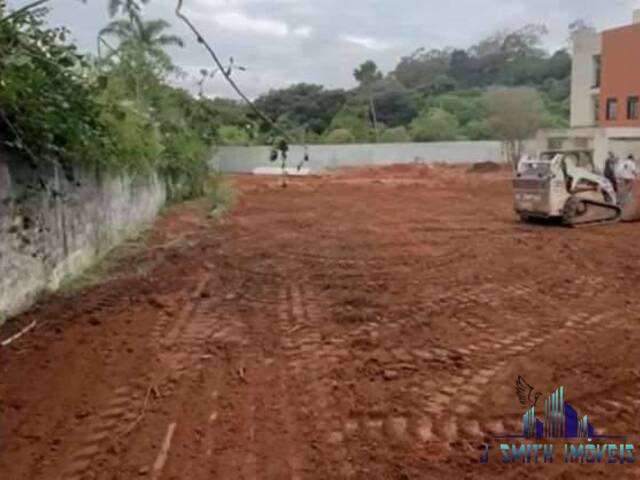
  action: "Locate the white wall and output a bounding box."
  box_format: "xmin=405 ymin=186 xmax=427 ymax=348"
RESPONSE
xmin=571 ymin=31 xmax=602 ymax=128
xmin=0 ymin=153 xmax=166 ymax=321
xmin=212 ymin=141 xmax=510 ymax=174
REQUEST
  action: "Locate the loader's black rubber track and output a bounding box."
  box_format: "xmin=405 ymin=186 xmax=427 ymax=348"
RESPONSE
xmin=562 ymin=197 xmax=622 ymax=228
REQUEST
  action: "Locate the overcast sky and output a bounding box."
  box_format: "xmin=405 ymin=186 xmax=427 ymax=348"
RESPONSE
xmin=7 ymin=0 xmax=640 ymax=98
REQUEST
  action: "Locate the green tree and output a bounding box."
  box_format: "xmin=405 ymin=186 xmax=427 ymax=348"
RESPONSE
xmin=328 ymin=106 xmax=372 ymax=142
xmin=217 ymin=125 xmax=250 ymax=145
xmin=369 ymin=79 xmax=418 ymax=127
xmin=354 ymin=60 xmax=383 ymax=142
xmin=354 ymin=60 xmax=382 ymax=85
xmin=425 ymin=92 xmax=486 ymax=126
xmin=100 ymin=17 xmax=184 ymax=63
xmin=410 ymin=108 xmax=460 ymax=142
xmin=393 ymin=48 xmax=452 ymax=91
xmin=484 ymin=87 xmax=544 ymax=167
xmin=324 ymin=128 xmax=355 ymax=144
xmin=253 ymin=84 xmax=346 ymax=135
xmin=107 ymin=0 xmax=148 ymax=20
xmin=462 ymin=120 xmax=491 ymax=140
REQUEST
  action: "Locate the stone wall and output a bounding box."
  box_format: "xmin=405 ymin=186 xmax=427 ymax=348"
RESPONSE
xmin=0 ymin=151 xmax=166 ymax=322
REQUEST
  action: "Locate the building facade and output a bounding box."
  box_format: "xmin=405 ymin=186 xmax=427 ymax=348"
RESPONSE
xmin=540 ymin=10 xmax=640 ymax=163
xmin=571 ymin=10 xmax=640 ymax=129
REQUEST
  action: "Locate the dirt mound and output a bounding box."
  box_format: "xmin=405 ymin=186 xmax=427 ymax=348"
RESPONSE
xmin=468 ymin=161 xmax=503 ymax=173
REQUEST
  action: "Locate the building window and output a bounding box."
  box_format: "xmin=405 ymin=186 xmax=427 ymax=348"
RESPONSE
xmin=628 ymin=96 xmax=639 ymax=120
xmin=606 ymin=98 xmax=618 ymax=121
xmin=548 ymin=138 xmax=564 ymax=150
xmin=593 ymin=95 xmax=600 ymax=124
xmin=592 ymin=55 xmax=601 ymax=88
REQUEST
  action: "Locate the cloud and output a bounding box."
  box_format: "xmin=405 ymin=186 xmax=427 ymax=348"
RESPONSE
xmin=339 ymin=34 xmax=398 ymax=51
xmin=215 ymin=10 xmax=290 ymax=36
xmin=293 ymin=25 xmax=313 ymax=38
xmin=38 ymin=0 xmax=640 ymax=99
xmin=184 ymin=3 xmax=313 ymax=38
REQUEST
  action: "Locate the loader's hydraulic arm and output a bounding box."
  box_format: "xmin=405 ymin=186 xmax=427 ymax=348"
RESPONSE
xmin=562 ymin=156 xmax=618 ymax=205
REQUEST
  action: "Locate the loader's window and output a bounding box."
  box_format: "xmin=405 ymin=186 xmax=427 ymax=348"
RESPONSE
xmin=519 ymin=162 xmax=551 ymax=177
xmin=606 ymin=98 xmax=618 ymax=121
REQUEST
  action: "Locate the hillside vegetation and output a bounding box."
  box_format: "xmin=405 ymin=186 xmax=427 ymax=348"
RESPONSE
xmin=243 ymin=24 xmax=574 ymax=145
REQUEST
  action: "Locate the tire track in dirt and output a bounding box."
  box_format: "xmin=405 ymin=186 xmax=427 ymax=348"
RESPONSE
xmin=325 ymin=302 xmax=631 ymax=464
xmin=59 ymin=384 xmax=142 ymax=480
xmin=55 ymin=275 xmax=216 ymax=480
xmin=278 ymin=282 xmax=356 ymax=479
xmin=415 ymin=308 xmax=631 ymax=453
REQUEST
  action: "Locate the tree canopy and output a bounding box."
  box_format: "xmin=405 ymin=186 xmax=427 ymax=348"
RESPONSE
xmin=250 ymin=21 xmax=572 ymax=144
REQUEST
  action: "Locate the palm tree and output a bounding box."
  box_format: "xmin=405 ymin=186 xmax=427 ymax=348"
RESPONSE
xmin=107 ymin=0 xmax=148 ymax=20
xmin=100 ymin=17 xmax=184 ymax=101
xmin=101 ymin=17 xmax=184 ymax=50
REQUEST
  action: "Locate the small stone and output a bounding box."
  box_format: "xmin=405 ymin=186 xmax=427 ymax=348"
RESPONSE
xmin=138 ymin=466 xmax=149 ymax=476
xmin=383 ymin=370 xmax=399 ymax=381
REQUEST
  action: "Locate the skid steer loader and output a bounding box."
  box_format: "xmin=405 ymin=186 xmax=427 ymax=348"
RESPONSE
xmin=513 ymin=150 xmax=621 ymax=227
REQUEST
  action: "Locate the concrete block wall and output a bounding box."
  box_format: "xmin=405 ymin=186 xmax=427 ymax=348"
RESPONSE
xmin=211 ymin=141 xmax=513 ymax=174
xmin=0 ymin=151 xmax=166 ymax=322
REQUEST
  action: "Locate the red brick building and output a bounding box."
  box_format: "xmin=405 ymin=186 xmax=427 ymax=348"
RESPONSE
xmin=600 ymin=22 xmax=640 ymax=127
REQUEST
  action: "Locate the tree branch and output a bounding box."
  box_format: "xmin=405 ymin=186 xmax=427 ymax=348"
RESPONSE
xmin=0 ymin=0 xmax=51 ymax=25
xmin=174 ymin=0 xmax=310 ymax=174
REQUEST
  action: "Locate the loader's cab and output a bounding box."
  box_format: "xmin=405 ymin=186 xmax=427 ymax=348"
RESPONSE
xmin=513 ymin=150 xmax=580 ymax=220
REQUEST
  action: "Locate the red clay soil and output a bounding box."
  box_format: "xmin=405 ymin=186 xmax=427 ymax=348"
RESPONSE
xmin=1 ymin=164 xmax=639 ymax=480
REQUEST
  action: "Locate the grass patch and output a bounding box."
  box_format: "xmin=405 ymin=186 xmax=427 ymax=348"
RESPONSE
xmin=206 ymin=174 xmax=236 ymax=220
xmin=57 ymin=230 xmax=150 ymax=294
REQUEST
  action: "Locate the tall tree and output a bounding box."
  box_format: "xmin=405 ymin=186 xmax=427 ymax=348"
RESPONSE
xmin=107 ymin=0 xmax=148 ymax=19
xmin=484 ymin=87 xmax=544 ymax=167
xmin=253 ymin=84 xmax=346 ymax=135
xmin=354 ymin=60 xmax=383 ymax=142
xmin=100 ymin=16 xmax=184 ymax=102
xmin=100 ymin=17 xmax=184 ymax=62
xmin=354 ymin=60 xmax=382 ymax=85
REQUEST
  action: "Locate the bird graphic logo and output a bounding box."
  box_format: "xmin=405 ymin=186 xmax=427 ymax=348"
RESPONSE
xmin=516 ymin=376 xmax=542 ymax=408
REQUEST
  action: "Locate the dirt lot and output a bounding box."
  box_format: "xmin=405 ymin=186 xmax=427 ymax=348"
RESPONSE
xmin=1 ymin=164 xmax=639 ymax=480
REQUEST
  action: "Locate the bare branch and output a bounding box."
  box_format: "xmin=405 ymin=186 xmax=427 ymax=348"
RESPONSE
xmin=0 ymin=0 xmax=51 ymax=25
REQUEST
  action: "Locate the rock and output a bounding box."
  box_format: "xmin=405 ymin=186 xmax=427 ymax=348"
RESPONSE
xmin=383 ymin=370 xmax=399 ymax=381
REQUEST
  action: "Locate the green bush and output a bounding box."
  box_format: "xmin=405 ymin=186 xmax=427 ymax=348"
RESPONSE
xmin=218 ymin=125 xmax=250 ymax=145
xmin=462 ymin=119 xmax=492 ymax=140
xmin=410 ymin=108 xmax=459 ymax=142
xmin=380 ymin=126 xmax=411 ymax=143
xmin=328 ymin=107 xmax=372 ymax=142
xmin=0 ymin=4 xmax=219 ymax=201
xmin=324 ymin=128 xmax=355 ymax=144
xmin=0 ymin=5 xmax=111 ymax=167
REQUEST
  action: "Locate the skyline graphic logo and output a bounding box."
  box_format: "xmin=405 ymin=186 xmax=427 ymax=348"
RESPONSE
xmin=480 ymin=381 xmax=635 ymax=465
xmin=503 ymin=386 xmax=623 ymax=441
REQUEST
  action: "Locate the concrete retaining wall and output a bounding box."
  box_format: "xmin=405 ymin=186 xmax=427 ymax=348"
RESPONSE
xmin=0 ymin=152 xmax=166 ymax=322
xmin=211 ymin=141 xmax=513 ymax=174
